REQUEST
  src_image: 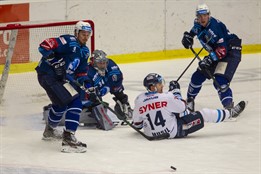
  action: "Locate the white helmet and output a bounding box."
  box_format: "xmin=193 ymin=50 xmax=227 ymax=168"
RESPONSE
xmin=196 ymin=3 xmax=210 ymax=16
xmin=75 ymin=21 xmax=92 ymax=35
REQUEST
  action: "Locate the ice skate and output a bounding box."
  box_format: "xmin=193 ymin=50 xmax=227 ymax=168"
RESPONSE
xmin=61 ymin=130 xmax=87 ymax=153
xmin=224 ymin=102 xmax=234 ymax=110
xmin=186 ymin=97 xmax=195 ymax=112
xmin=42 ymin=124 xmax=63 ymax=141
xmin=229 ymin=101 xmax=247 ymax=118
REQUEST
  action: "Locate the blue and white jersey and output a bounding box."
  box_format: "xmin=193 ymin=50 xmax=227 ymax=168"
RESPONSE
xmin=133 ymin=91 xmax=187 ymax=138
xmin=190 ymin=17 xmax=239 ymax=57
xmin=86 ymin=59 xmax=123 ymax=93
xmin=35 ymin=34 xmax=90 ymax=77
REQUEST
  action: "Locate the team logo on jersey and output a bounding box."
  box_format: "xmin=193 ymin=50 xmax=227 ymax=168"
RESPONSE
xmin=112 ymin=74 xmax=117 ymax=81
xmin=143 ymin=96 xmax=158 ymax=102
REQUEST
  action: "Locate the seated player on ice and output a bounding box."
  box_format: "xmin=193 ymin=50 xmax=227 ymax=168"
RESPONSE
xmin=132 ymin=73 xmax=247 ymax=139
xmin=80 ymin=49 xmax=133 ymax=121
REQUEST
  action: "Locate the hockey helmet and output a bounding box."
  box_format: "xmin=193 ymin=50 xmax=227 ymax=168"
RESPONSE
xmin=90 ymin=50 xmax=108 ymax=76
xmin=196 ymin=3 xmax=210 ymax=16
xmin=75 ymin=21 xmax=92 ymax=35
xmin=143 ymin=73 xmax=165 ymax=92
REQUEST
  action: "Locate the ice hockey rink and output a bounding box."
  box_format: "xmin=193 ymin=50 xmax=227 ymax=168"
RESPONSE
xmin=0 ymin=53 xmax=260 ymax=174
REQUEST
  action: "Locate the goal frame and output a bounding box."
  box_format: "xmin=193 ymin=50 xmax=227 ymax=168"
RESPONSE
xmin=0 ymin=20 xmax=95 ymax=103
xmin=0 ymin=20 xmax=95 ymax=52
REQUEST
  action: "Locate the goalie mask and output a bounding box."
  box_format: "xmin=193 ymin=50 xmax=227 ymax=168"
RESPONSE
xmin=143 ymin=73 xmax=165 ymax=92
xmin=90 ymin=50 xmax=108 ymax=76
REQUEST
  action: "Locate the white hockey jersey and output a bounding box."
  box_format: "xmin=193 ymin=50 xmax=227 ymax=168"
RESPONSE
xmin=133 ymin=91 xmax=187 ymax=138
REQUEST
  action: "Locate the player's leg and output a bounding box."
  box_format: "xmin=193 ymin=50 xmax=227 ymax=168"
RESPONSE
xmin=186 ymin=70 xmax=207 ymax=111
xmin=42 ymin=104 xmax=66 ymax=140
xmin=214 ymin=41 xmax=241 ymax=109
xmin=199 ymin=100 xmax=246 ymax=122
xmin=61 ymin=97 xmax=87 ymax=153
xmin=38 ymin=74 xmax=82 ymax=145
xmin=175 ymin=112 xmax=205 ymax=138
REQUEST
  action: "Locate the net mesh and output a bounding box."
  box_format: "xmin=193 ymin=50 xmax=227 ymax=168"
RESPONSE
xmin=0 ymin=20 xmax=94 ymax=103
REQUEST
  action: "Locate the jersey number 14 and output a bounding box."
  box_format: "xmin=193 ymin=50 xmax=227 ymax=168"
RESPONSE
xmin=146 ymin=111 xmax=166 ymax=130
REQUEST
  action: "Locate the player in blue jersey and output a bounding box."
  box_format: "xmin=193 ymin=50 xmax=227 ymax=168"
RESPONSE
xmin=181 ymin=3 xmax=242 ymax=112
xmin=35 ymin=21 xmax=92 ymax=153
xmin=81 ymin=50 xmax=133 ymax=120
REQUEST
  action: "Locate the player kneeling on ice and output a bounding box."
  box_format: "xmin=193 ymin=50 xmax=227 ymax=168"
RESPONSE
xmin=132 ymin=73 xmax=247 ymax=139
xmin=79 ymin=50 xmax=133 ymax=122
xmin=36 ymin=21 xmax=92 ymax=153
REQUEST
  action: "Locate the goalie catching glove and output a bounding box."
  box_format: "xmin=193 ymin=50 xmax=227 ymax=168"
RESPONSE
xmin=113 ymin=92 xmax=133 ymax=120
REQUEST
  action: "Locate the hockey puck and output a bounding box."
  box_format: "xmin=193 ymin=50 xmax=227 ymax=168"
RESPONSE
xmin=170 ymin=165 xmax=177 ymax=171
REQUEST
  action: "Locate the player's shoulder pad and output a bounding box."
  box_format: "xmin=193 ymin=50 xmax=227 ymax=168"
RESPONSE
xmin=107 ymin=59 xmax=120 ymax=70
xmin=60 ymin=34 xmax=77 ymax=42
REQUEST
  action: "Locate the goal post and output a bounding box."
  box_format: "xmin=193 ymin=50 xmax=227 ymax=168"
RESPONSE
xmin=0 ymin=20 xmax=95 ymax=103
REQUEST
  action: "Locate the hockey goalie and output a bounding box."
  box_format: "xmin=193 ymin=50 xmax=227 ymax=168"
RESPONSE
xmin=43 ymin=49 xmax=133 ymax=130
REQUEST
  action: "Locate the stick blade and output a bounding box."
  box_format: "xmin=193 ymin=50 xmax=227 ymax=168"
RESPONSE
xmin=147 ymin=133 xmax=170 ymax=141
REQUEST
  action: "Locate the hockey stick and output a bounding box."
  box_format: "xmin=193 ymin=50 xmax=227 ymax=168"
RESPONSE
xmin=99 ymin=101 xmax=170 ymax=141
xmin=190 ymin=47 xmax=229 ymax=92
xmin=66 ymin=75 xmax=170 ymax=141
xmin=176 ymin=47 xmax=204 ymax=82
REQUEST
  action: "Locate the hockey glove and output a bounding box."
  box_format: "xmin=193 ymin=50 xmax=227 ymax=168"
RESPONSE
xmin=113 ymin=94 xmax=133 ymax=120
xmin=182 ymin=31 xmax=194 ymax=49
xmin=99 ymin=86 xmax=110 ymax=97
xmin=86 ymin=87 xmax=101 ymax=104
xmin=48 ymin=57 xmax=66 ymax=81
xmin=199 ymin=55 xmax=214 ymax=70
xmin=169 ymin=80 xmax=182 ymax=99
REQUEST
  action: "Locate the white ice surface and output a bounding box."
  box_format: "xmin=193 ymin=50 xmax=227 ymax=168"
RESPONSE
xmin=0 ymin=54 xmax=260 ymax=174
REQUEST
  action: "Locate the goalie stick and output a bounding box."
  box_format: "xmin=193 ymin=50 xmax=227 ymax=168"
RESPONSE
xmin=66 ymin=75 xmax=170 ymax=141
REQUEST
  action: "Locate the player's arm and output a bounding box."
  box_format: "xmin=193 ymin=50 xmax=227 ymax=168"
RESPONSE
xmin=181 ymin=19 xmax=202 ymax=49
xmin=168 ymin=81 xmax=187 ymax=113
xmin=107 ymin=59 xmax=123 ymax=83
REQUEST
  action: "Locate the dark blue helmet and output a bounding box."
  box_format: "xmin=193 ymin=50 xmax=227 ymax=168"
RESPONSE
xmin=143 ymin=73 xmax=164 ymax=92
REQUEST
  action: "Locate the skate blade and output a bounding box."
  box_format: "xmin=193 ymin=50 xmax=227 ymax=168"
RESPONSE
xmin=61 ymin=145 xmax=87 ymax=153
xmin=42 ymin=136 xmax=62 ymax=141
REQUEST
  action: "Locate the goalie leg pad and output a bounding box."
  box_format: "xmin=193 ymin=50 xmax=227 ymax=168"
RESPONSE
xmin=91 ymin=104 xmax=114 ymax=130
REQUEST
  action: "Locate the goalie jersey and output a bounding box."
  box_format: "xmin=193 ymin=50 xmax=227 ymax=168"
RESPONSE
xmin=133 ymin=91 xmax=187 ymax=138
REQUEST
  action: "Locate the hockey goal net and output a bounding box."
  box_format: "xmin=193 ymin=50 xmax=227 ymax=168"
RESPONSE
xmin=0 ymin=20 xmax=95 ymax=104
